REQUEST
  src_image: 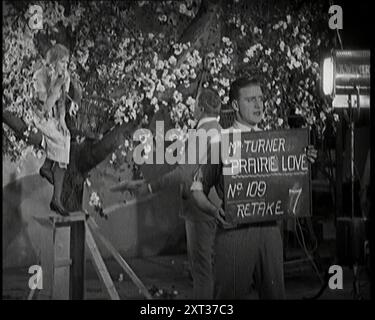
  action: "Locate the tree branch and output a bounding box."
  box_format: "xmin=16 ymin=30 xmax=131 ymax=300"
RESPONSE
xmin=3 ymin=111 xmax=43 ymax=147
xmin=77 ymin=120 xmax=138 ymax=174
xmin=174 ymin=0 xmax=222 ymax=66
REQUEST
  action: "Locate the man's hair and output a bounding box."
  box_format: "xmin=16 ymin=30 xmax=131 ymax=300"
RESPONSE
xmin=197 ymin=88 xmax=221 ymax=116
xmin=229 ymin=76 xmax=261 ymax=103
xmin=46 ymin=44 xmax=70 ymax=65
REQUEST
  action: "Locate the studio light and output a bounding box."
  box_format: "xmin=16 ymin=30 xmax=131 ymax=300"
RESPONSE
xmin=320 ymin=50 xmax=370 ymax=288
xmin=321 ymin=50 xmax=370 ymax=105
xmin=322 ymin=57 xmax=334 ymax=96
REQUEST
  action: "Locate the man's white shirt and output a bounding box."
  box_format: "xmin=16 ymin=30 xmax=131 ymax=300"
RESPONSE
xmin=191 ymin=119 xmax=260 ymax=191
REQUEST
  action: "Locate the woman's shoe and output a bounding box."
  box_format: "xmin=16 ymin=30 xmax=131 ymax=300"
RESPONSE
xmin=40 ymin=167 xmax=54 ymax=185
xmin=50 ymin=200 xmax=69 ymax=217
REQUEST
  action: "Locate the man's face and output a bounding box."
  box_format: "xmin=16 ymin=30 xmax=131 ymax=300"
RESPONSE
xmin=236 ymin=84 xmax=264 ymax=125
xmin=56 ymin=56 xmax=69 ymax=76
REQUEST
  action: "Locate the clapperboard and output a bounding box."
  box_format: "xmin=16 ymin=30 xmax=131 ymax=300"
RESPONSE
xmin=222 ymin=128 xmax=312 ymax=225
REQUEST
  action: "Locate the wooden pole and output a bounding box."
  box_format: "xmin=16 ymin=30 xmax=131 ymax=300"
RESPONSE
xmin=87 ymin=217 xmax=152 ymax=299
xmin=85 ymin=223 xmax=120 ymax=300
xmin=102 ymin=194 xmax=155 ymax=216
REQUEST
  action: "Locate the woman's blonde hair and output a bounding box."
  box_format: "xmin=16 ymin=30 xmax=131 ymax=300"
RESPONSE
xmin=46 ymin=43 xmax=70 ymax=65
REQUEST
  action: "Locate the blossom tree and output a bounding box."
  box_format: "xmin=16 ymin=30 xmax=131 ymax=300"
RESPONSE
xmin=3 ymin=0 xmax=336 ymax=213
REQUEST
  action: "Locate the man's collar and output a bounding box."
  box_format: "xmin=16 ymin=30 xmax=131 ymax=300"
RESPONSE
xmin=197 ymin=116 xmax=219 ymax=129
xmin=232 ymin=119 xmax=261 ymax=132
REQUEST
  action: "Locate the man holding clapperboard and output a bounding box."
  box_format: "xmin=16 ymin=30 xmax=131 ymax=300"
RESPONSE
xmin=190 ymin=77 xmax=317 ymax=299
xmin=111 ymin=76 xmax=317 ymax=300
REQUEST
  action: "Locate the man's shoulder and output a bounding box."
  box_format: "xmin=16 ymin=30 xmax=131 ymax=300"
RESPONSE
xmin=220 ymin=126 xmax=242 ymax=135
xmin=198 ymin=119 xmax=220 ymax=130
xmin=197 ymin=121 xmax=221 ymax=140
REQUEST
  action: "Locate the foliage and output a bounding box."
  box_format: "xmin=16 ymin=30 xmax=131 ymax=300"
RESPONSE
xmin=3 ymin=0 xmax=337 ymax=165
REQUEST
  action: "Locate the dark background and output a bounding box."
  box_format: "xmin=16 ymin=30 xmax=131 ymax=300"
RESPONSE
xmin=334 ymin=0 xmax=372 ymax=49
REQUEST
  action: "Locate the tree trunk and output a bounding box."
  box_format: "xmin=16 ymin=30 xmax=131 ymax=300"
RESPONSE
xmin=61 ymin=142 xmax=86 ymax=212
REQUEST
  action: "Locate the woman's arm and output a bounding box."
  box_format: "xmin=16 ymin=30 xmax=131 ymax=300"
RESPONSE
xmin=45 ymin=75 xmax=66 ymax=114
xmin=33 ymin=68 xmax=65 ymax=115
xmin=56 ymin=90 xmax=69 ymax=136
xmin=32 ymin=69 xmax=48 ymax=116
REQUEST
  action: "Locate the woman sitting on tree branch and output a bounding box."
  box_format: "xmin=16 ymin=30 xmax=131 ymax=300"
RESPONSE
xmin=32 ymin=43 xmax=72 ymax=216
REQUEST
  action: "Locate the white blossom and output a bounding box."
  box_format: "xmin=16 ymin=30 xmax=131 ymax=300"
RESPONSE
xmin=222 ymin=37 xmax=232 ymax=46
xmin=179 ymin=3 xmax=188 ymax=15
xmin=156 ymin=60 xmax=165 ymax=70
xmin=320 ymin=111 xmax=326 ymax=121
xmin=174 ymin=45 xmax=183 ymax=56
xmin=186 ymin=96 xmax=195 ymax=106
xmin=168 ymin=55 xmax=177 ymax=65
xmin=279 ymin=41 xmax=285 ymax=52
xmin=293 ymin=26 xmax=299 ymax=37
xmin=156 ymin=82 xmax=165 ymax=92
xmin=189 ymin=69 xmax=197 ymax=79
xmin=151 ymin=97 xmax=158 ymax=105
xmin=89 ymin=192 xmax=101 ymax=207
xmin=219 ymin=77 xmax=230 ymax=88
xmin=173 ymin=90 xmax=183 ymax=103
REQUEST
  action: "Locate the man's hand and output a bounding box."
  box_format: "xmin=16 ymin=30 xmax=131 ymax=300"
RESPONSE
xmin=135 ymin=183 xmax=150 ymax=197
xmin=111 ymin=179 xmax=146 ymax=193
xmin=214 ymin=207 xmax=231 ymax=228
xmin=305 ymin=145 xmax=318 ymax=164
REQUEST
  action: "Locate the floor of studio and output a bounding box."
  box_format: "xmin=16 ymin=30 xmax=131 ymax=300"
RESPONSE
xmin=2 ymin=241 xmax=371 ymax=300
